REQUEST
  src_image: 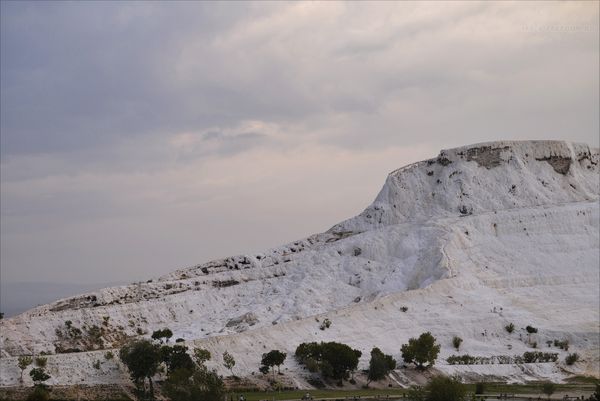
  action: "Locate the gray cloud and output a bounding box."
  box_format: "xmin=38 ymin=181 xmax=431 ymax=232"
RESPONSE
xmin=1 ymin=1 xmax=598 ymax=285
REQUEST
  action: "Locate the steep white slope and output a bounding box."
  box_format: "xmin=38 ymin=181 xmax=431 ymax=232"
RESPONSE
xmin=1 ymin=140 xmax=598 ymax=386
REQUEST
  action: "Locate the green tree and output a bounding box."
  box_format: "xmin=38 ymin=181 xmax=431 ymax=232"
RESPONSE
xmin=160 ymin=345 xmax=195 ymax=375
xmin=193 ymin=347 xmax=211 ymax=367
xmin=222 ymin=351 xmax=236 ymax=376
xmin=367 ymin=347 xmax=396 ymax=385
xmin=119 ymin=339 xmax=161 ymax=397
xmin=321 ymin=342 xmax=361 ymax=381
xmin=18 ymin=356 xmax=33 ymax=384
xmin=294 ymin=341 xmax=361 ymax=381
xmin=261 ymin=350 xmax=287 ymax=380
xmin=541 ymin=382 xmax=555 ymax=400
xmin=401 ymin=332 xmax=441 ymax=369
xmin=163 ymin=365 xmax=224 ymax=401
xmin=505 ymin=323 xmax=515 ymax=333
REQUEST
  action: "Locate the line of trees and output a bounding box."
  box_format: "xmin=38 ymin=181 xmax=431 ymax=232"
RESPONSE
xmin=119 ymin=340 xmax=224 ymax=401
xmin=116 ymin=330 xmax=442 ymax=399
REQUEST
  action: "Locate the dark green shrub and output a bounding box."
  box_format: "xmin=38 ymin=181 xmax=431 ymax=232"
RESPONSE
xmin=565 ymin=353 xmax=579 ymax=365
xmin=367 ymin=347 xmax=396 ymax=385
xmin=295 ymin=341 xmax=361 ymax=380
xmin=452 ymin=336 xmax=463 ymax=351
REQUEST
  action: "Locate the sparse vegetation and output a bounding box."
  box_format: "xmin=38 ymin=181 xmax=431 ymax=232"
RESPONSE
xmin=522 ymin=351 xmax=558 ymax=363
xmin=400 ymin=332 xmax=440 ymax=370
xmin=554 ymin=339 xmax=570 ymax=350
xmin=565 ymin=353 xmax=580 ymax=365
xmin=223 ymin=351 xmax=236 ymax=376
xmin=34 ymin=356 xmax=47 ymax=368
xmin=452 ymin=336 xmax=463 ymax=351
xmin=526 ymin=325 xmax=538 ymax=334
xmin=193 ymin=347 xmax=211 ymax=367
xmin=104 ymin=351 xmax=114 ymax=360
xmin=151 ymin=328 xmax=174 ymax=343
xmin=18 ymin=356 xmax=33 ymax=384
xmin=446 ymin=351 xmax=558 ymax=365
xmin=319 ymin=318 xmax=332 ymax=330
xmin=93 ymin=360 xmax=101 ymax=369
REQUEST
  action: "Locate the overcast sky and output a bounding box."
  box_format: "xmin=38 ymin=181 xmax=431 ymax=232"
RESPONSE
xmin=1 ymin=1 xmax=598 ymax=286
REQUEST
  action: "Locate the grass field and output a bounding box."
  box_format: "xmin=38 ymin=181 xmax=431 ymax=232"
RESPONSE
xmin=226 ymin=379 xmax=599 ymax=401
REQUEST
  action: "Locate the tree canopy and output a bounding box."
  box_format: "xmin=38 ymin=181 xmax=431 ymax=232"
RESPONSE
xmin=222 ymin=351 xmax=236 ymax=376
xmin=29 ymin=367 xmax=50 ymax=384
xmin=295 ymin=341 xmax=361 ymax=381
xmin=261 ymin=350 xmax=287 ymax=379
xmin=367 ymin=347 xmax=396 ymax=385
xmin=160 ymin=344 xmax=195 ymax=375
xmin=193 ymin=347 xmax=211 ymax=367
xmin=400 ymin=332 xmax=440 ymax=369
xmin=119 ymin=339 xmax=161 ymax=395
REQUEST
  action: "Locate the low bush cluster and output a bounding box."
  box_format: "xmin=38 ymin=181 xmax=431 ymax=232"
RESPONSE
xmin=446 ymin=351 xmax=558 ymax=365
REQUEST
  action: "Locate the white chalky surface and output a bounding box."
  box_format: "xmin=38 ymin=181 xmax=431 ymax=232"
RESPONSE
xmin=1 ymin=140 xmax=598 ymax=387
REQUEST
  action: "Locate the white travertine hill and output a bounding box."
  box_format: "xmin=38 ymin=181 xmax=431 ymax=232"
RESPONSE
xmin=0 ymin=140 xmax=598 ymax=387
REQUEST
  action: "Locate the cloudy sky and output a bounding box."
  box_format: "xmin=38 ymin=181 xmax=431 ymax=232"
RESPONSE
xmin=1 ymin=1 xmax=598 ymax=287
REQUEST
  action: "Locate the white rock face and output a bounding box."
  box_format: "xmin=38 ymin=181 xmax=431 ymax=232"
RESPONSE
xmin=1 ymin=140 xmax=598 ymax=386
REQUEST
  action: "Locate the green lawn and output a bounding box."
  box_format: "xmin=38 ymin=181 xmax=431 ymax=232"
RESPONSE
xmin=227 ymin=388 xmax=408 ymax=401
xmin=227 ymin=380 xmax=599 ymax=401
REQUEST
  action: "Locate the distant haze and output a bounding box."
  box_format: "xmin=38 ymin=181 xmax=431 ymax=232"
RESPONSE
xmin=1 ymin=1 xmax=598 ymax=310
xmin=0 ymin=281 xmax=124 ymax=318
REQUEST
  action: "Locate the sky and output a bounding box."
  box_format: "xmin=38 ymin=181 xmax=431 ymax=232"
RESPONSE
xmin=1 ymin=1 xmax=599 ymax=288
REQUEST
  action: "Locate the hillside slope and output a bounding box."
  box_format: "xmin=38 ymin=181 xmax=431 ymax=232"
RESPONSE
xmin=1 ymin=140 xmax=598 ymax=387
